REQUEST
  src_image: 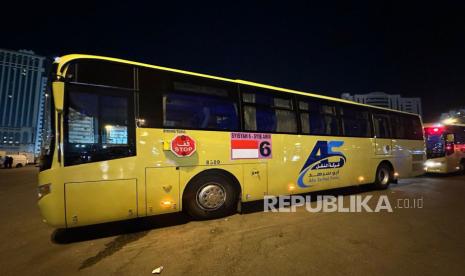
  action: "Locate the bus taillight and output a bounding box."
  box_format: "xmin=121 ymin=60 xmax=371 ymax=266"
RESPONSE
xmin=424 ymin=127 xmax=445 ymax=136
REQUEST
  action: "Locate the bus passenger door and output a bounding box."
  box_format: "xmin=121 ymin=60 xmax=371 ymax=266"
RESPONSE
xmin=373 ymin=114 xmax=393 ymax=156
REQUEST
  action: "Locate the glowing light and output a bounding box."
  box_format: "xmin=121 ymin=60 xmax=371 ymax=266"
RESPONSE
xmin=394 ymin=172 xmax=399 ymax=178
xmin=425 ymin=160 xmax=442 ymax=168
xmin=161 ymin=200 xmax=172 ymax=207
xmin=288 ymin=184 xmax=296 ymax=192
xmin=291 ymin=155 xmax=300 ymax=162
xmin=357 ymin=176 xmax=365 ymax=182
xmin=137 ymin=118 xmax=146 ymax=126
xmin=442 ymin=118 xmax=458 ymax=125
xmin=425 ymin=126 xmax=444 ymax=135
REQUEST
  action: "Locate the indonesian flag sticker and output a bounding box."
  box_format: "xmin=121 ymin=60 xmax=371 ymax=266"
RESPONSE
xmin=231 ymin=140 xmax=259 ymax=159
xmin=231 ymin=132 xmax=272 ymax=159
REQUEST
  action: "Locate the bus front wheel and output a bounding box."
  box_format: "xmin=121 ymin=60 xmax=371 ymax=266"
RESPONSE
xmin=373 ymin=163 xmax=393 ymax=190
xmin=183 ymin=172 xmax=238 ymax=220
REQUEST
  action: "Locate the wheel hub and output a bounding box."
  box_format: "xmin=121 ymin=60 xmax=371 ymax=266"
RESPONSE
xmin=197 ymin=183 xmax=226 ymax=210
xmin=378 ymin=168 xmax=390 ymax=185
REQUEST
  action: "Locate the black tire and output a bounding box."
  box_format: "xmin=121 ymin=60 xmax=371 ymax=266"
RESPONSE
xmin=15 ymin=163 xmax=23 ymax=168
xmin=183 ymin=172 xmax=238 ymax=220
xmin=373 ymin=163 xmax=393 ymax=190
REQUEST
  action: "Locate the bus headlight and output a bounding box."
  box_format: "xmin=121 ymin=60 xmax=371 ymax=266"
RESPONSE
xmin=38 ymin=184 xmax=51 ymax=200
xmin=424 ymin=160 xmax=442 ymax=168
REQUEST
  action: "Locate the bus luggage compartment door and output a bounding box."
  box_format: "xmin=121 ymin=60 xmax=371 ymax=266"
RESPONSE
xmin=146 ymin=167 xmax=180 ymax=215
xmin=243 ymin=163 xmax=268 ymax=201
xmin=65 ymin=179 xmax=138 ymax=227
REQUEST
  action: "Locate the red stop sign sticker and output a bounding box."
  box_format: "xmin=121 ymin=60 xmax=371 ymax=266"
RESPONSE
xmin=170 ymin=135 xmax=196 ymax=157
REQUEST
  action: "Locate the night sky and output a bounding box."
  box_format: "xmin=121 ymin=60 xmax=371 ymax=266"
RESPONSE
xmin=2 ymin=1 xmax=465 ymax=122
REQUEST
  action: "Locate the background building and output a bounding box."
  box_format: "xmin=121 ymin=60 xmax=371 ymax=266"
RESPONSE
xmin=341 ymin=92 xmax=422 ymax=115
xmin=0 ymin=49 xmax=47 ymax=158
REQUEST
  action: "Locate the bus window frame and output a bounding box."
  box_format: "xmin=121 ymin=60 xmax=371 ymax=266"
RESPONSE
xmin=296 ymin=96 xmax=345 ymax=137
xmin=239 ymin=84 xmax=298 ymax=135
xmin=137 ymin=67 xmax=241 ymax=131
xmin=372 ymin=112 xmax=393 ymax=139
xmin=339 ymin=103 xmax=373 ymax=138
xmin=62 ymin=82 xmax=137 ymax=167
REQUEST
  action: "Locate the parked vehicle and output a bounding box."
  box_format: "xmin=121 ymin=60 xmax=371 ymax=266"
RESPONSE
xmin=8 ymin=154 xmax=28 ymax=168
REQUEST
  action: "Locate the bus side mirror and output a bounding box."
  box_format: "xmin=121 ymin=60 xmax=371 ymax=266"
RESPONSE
xmin=446 ymin=134 xmax=455 ymax=143
xmin=52 ymin=81 xmax=64 ymax=111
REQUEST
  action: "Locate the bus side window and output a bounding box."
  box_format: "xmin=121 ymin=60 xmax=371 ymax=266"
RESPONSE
xmin=410 ymin=116 xmax=423 ymax=140
xmin=138 ymin=68 xmax=239 ymax=131
xmin=390 ymin=114 xmax=406 ymax=139
xmin=404 ymin=115 xmax=423 ymax=140
xmin=373 ymin=114 xmax=392 ymax=138
xmin=164 ymin=78 xmax=239 ymax=131
xmin=340 ymin=105 xmax=372 ymax=137
xmin=164 ymin=91 xmax=238 ymax=130
xmin=299 ymin=99 xmax=341 ymax=136
xmin=241 ymin=86 xmax=297 ymax=133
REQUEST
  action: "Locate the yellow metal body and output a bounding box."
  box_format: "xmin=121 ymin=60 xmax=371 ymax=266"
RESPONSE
xmin=38 ymin=55 xmax=426 ymax=228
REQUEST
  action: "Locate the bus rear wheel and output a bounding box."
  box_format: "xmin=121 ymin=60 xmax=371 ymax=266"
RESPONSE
xmin=183 ymin=172 xmax=238 ymax=220
xmin=373 ymin=163 xmax=392 ymax=190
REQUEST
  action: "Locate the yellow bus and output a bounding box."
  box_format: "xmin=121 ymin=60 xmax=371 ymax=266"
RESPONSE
xmin=38 ymin=54 xmax=426 ymax=228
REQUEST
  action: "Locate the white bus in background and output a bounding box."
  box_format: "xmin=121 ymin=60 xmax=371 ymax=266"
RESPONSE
xmin=424 ymin=123 xmax=465 ymax=174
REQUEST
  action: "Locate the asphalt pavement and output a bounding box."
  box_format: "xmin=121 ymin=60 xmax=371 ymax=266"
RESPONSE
xmin=0 ymin=166 xmax=464 ymax=275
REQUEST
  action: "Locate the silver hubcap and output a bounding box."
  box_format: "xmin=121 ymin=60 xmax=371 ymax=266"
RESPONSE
xmin=378 ymin=168 xmax=390 ymax=185
xmin=197 ymin=183 xmax=226 ymax=210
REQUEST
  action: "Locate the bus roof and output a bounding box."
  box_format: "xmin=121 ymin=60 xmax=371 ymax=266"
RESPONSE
xmin=55 ymin=54 xmax=419 ymax=117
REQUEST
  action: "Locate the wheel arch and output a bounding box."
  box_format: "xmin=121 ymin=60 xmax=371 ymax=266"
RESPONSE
xmin=378 ymin=160 xmax=394 ymax=173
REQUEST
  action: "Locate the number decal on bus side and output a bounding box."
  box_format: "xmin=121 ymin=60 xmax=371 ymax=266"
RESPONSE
xmin=206 ymin=160 xmax=221 ymax=165
xmin=259 ymin=141 xmax=271 ymax=157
